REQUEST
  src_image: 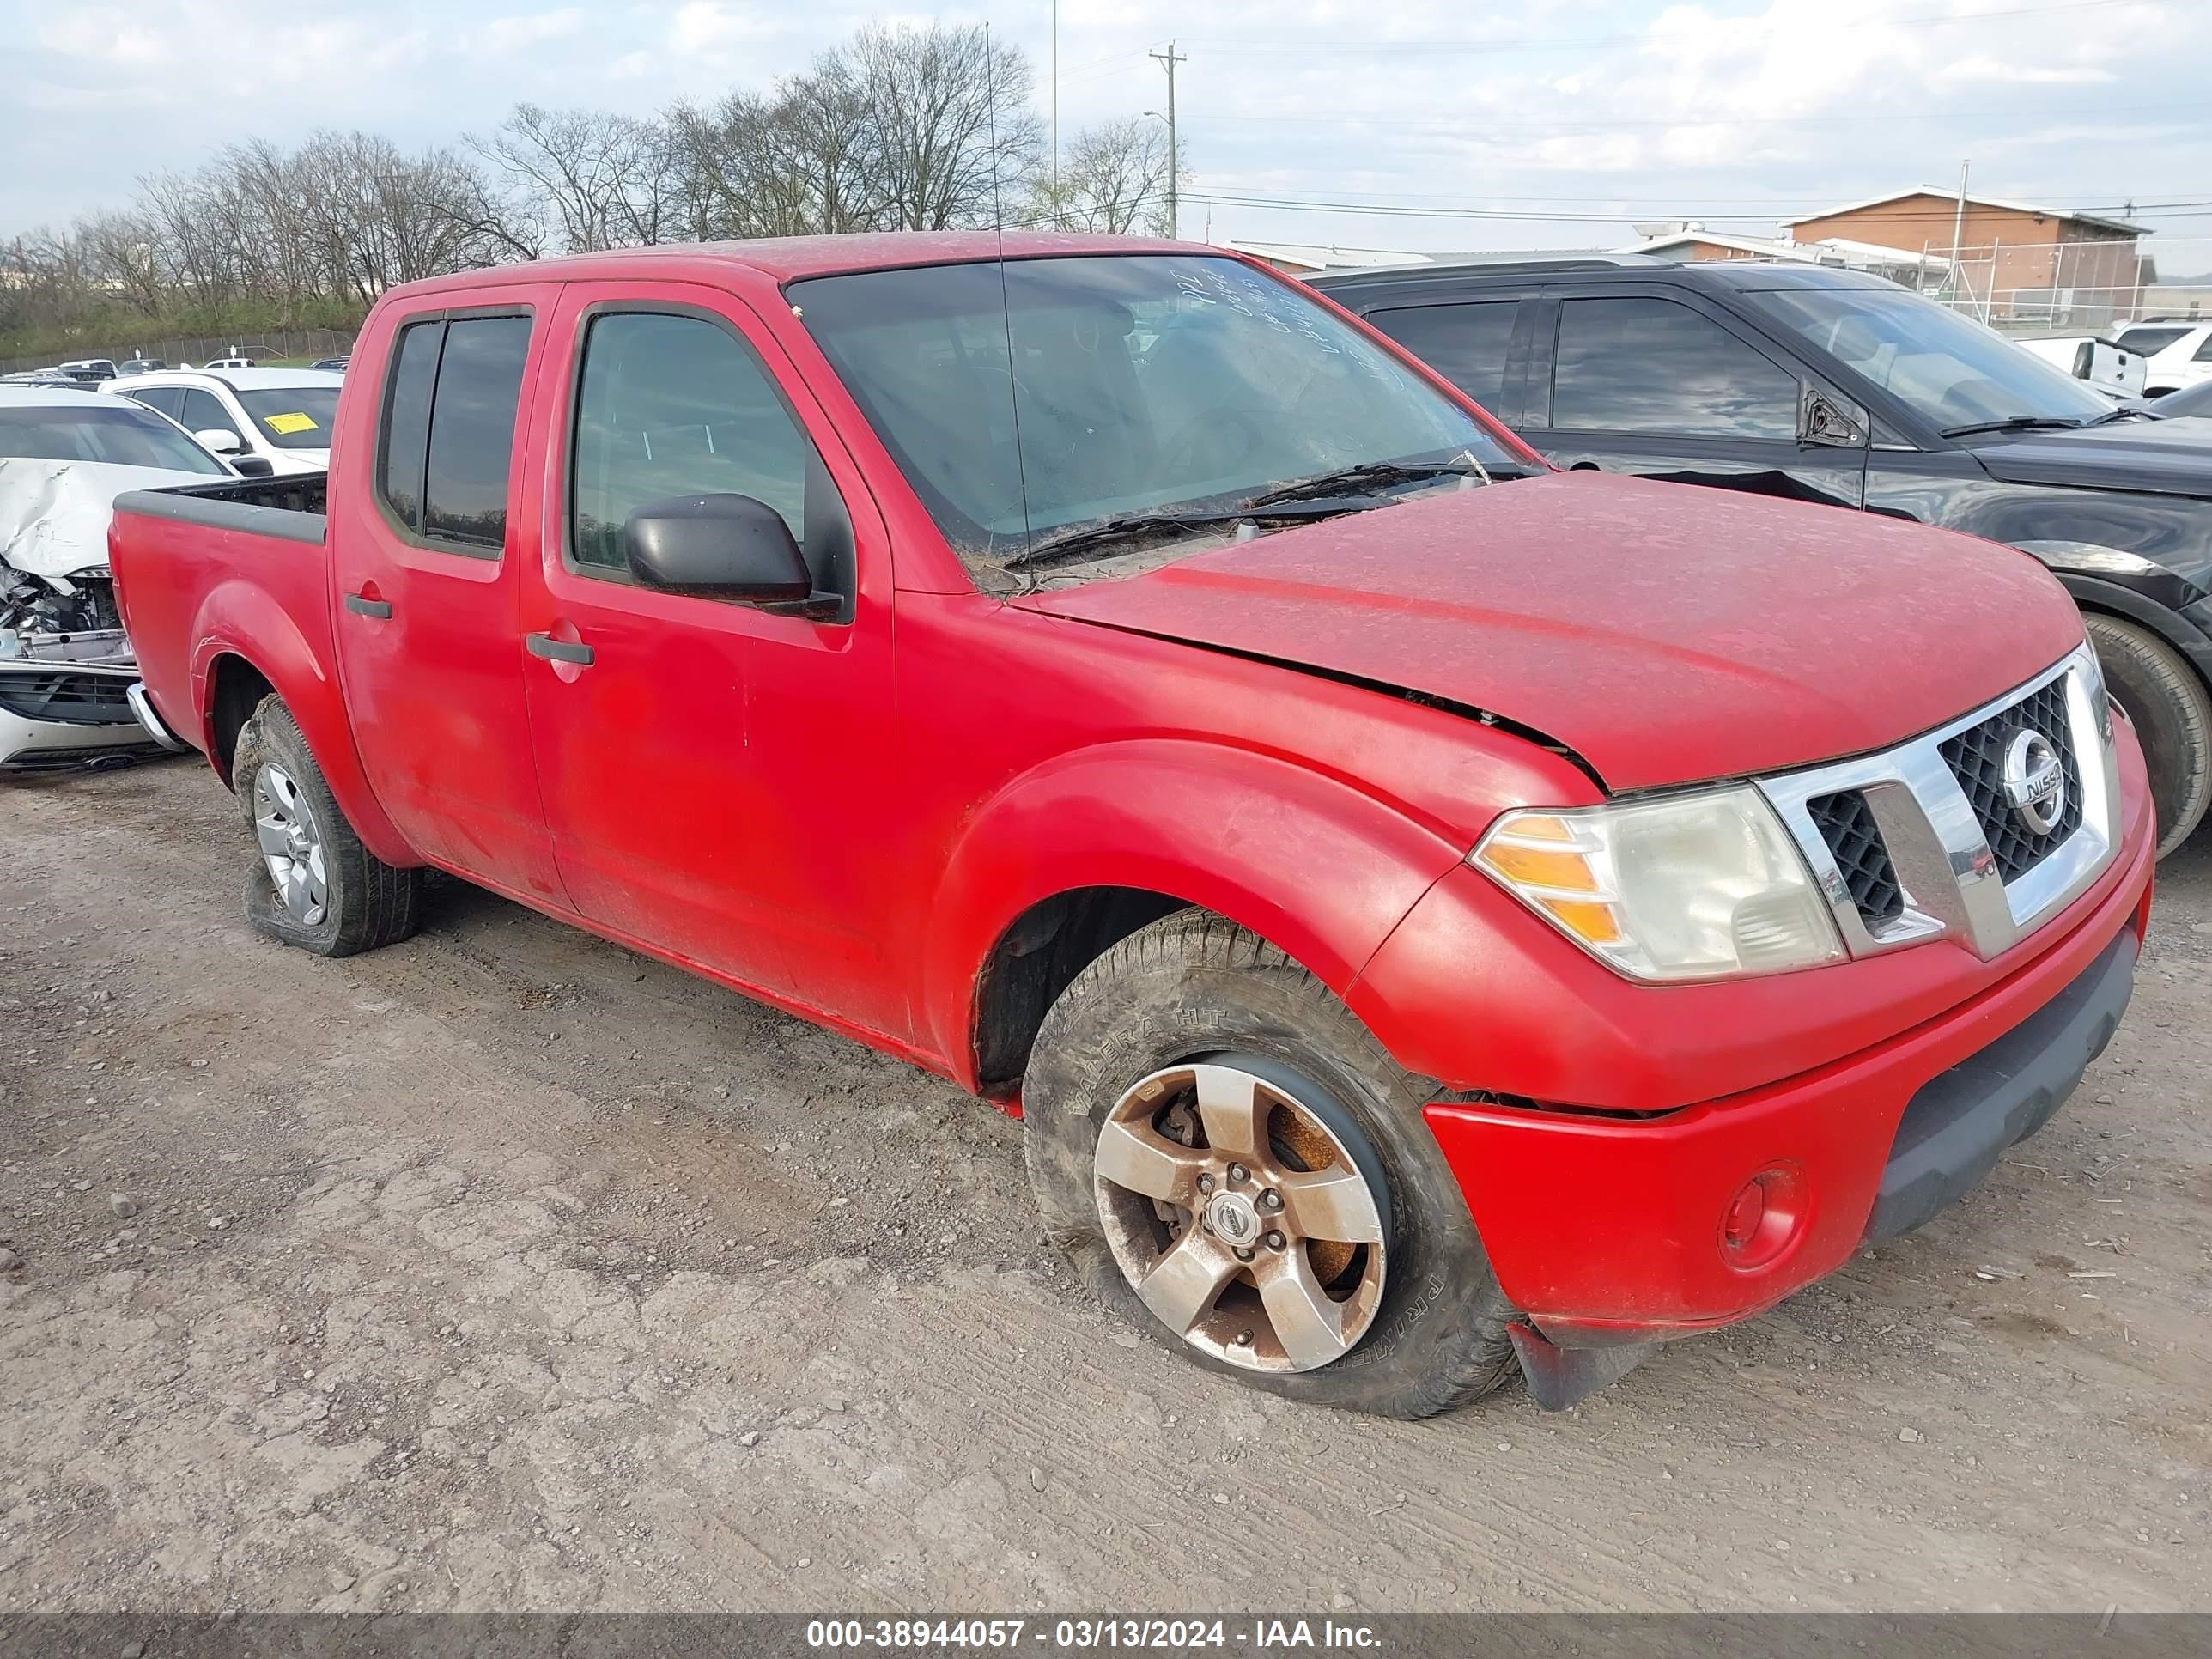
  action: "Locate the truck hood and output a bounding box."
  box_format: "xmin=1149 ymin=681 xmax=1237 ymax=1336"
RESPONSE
xmin=1965 ymin=416 xmax=2212 ymax=501
xmin=1018 ymin=471 xmax=2086 ymax=793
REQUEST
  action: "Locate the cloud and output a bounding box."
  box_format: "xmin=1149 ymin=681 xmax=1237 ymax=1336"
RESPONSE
xmin=0 ymin=0 xmax=2204 ymax=258
xmin=477 ymin=6 xmax=588 ymax=52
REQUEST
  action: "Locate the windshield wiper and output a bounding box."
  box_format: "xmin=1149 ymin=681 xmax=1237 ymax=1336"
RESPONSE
xmin=2083 ymin=405 xmax=2152 ymax=426
xmin=1938 ymin=415 xmax=2087 ymax=439
xmin=999 ymin=502 xmax=1352 ymax=571
xmin=1242 ymin=456 xmax=1489 ymax=508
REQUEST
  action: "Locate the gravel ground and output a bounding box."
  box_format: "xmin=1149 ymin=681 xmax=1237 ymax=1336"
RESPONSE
xmin=1 ymin=757 xmax=2206 ymax=1614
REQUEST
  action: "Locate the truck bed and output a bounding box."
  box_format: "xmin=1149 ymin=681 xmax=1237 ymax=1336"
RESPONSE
xmin=107 ymin=471 xmax=337 ymax=767
xmin=113 ymin=470 xmax=329 ymax=541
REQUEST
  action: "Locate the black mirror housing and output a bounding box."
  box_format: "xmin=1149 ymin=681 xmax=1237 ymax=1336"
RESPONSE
xmin=232 ymin=455 xmax=276 ymax=478
xmin=1800 ymin=386 xmax=1870 ymax=448
xmin=623 ymin=494 xmax=813 ymax=603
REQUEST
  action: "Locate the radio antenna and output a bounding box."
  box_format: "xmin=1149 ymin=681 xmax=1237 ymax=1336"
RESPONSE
xmin=984 ymin=21 xmax=1036 ymax=571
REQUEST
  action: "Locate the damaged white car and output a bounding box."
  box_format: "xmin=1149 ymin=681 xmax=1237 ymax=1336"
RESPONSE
xmin=1 ymin=385 xmax=239 ymax=770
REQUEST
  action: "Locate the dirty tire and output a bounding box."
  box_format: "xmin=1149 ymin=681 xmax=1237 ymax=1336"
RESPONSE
xmin=1024 ymin=911 xmax=1520 ymax=1418
xmin=2086 ymin=613 xmax=2212 ymax=857
xmin=232 ymin=695 xmax=420 ymax=957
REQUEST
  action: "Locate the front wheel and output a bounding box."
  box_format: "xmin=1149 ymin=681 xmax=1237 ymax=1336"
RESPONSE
xmin=1023 ymin=912 xmax=1520 ymax=1418
xmin=232 ymin=695 xmax=422 ymax=957
xmin=2085 ymin=613 xmax=2212 ymax=856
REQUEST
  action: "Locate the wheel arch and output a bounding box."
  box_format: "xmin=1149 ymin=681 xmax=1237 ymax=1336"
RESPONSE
xmin=923 ymin=738 xmax=1468 ymax=1097
xmin=188 ymin=581 xmax=417 ymax=867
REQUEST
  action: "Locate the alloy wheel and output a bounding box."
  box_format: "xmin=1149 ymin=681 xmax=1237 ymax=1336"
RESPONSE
xmin=1092 ymin=1060 xmax=1389 ymax=1373
xmin=252 ymin=763 xmax=329 ymax=926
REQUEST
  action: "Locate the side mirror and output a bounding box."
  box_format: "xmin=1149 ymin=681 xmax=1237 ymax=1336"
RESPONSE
xmin=195 ymin=427 xmax=247 ymax=456
xmin=232 ymin=455 xmax=276 ymax=478
xmin=623 ymin=494 xmax=818 ymax=607
xmin=1799 ymin=388 xmax=1869 ymax=449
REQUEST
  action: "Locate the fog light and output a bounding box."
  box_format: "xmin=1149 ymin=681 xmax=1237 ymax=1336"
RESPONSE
xmin=1719 ymin=1164 xmax=1802 ymax=1270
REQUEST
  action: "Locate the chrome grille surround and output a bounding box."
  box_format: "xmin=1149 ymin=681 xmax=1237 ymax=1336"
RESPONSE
xmin=1758 ymin=645 xmax=2120 ymax=963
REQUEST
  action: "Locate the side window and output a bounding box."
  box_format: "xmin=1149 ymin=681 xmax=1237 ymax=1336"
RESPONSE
xmin=178 ymin=387 xmax=235 ymax=440
xmin=422 ymin=317 xmax=533 ymax=548
xmin=2193 ymin=333 xmax=2212 ymax=362
xmin=125 ymin=386 xmax=183 ymax=421
xmin=1366 ymin=301 xmax=1520 ymax=416
xmin=568 ymin=311 xmax=811 ymax=574
xmin=1552 ymin=296 xmax=1801 ymax=440
xmin=374 ymin=313 xmax=532 ymax=550
xmin=378 ymin=319 xmax=442 ymax=532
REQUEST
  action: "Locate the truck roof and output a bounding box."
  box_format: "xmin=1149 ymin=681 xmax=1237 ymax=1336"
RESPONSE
xmin=380 ymin=231 xmax=1195 ymax=304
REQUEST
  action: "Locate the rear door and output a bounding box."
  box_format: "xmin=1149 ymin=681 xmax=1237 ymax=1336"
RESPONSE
xmin=329 ymin=286 xmax=569 ymax=908
xmin=1522 ymin=286 xmax=1869 ymax=511
xmin=515 ymin=281 xmax=904 ymax=1029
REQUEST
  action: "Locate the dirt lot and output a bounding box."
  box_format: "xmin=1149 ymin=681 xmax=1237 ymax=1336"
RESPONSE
xmin=1 ymin=757 xmax=2206 ymax=1615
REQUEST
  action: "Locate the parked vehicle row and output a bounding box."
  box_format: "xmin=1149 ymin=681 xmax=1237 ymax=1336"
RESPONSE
xmin=0 ymin=384 xmax=254 ymax=769
xmin=106 ymin=234 xmax=2154 ymax=1418
xmin=1312 ymin=256 xmax=2212 ymax=854
xmin=105 ymin=368 xmax=342 ymax=477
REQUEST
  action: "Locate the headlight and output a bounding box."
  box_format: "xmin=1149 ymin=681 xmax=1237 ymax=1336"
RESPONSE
xmin=1473 ymin=787 xmax=1844 ymax=982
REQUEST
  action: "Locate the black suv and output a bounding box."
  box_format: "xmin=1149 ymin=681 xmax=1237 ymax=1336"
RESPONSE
xmin=1314 ymin=256 xmax=2212 ymax=855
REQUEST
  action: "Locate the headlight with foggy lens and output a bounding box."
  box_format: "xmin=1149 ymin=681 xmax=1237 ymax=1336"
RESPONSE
xmin=1473 ymin=787 xmax=1844 ymax=982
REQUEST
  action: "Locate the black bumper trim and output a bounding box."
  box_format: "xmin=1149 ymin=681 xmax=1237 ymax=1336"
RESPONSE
xmin=1863 ymin=923 xmax=2136 ymax=1243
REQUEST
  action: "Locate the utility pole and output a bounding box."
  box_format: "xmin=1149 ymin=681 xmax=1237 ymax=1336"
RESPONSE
xmin=1051 ymin=0 xmax=1059 ymax=183
xmin=1152 ymin=40 xmax=1186 ymax=237
xmin=1949 ymin=159 xmax=1970 ymax=300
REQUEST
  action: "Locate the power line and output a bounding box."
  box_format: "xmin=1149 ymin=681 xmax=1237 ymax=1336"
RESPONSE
xmin=1178 ymin=191 xmax=2212 ymax=227
xmin=1175 ymin=0 xmax=2141 ymax=57
xmin=1179 ymin=100 xmax=2210 ymax=133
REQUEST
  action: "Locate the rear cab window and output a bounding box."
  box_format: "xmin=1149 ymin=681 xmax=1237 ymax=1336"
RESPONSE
xmin=375 ymin=313 xmax=533 ymax=554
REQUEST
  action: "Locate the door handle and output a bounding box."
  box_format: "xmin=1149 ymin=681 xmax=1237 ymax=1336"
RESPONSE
xmin=344 ymin=592 xmax=392 ymax=619
xmin=526 ymin=631 xmax=594 ymax=666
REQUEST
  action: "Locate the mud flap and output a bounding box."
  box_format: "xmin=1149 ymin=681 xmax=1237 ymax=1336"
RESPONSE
xmin=1509 ymin=1322 xmax=1654 ymax=1411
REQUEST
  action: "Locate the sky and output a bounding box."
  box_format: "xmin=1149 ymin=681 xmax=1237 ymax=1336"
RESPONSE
xmin=3 ymin=0 xmax=2209 ymax=262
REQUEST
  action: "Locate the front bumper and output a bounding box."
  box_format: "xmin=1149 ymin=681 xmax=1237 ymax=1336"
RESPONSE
xmin=1421 ymin=818 xmax=2154 ymax=1346
xmin=0 ymin=663 xmax=163 ymax=770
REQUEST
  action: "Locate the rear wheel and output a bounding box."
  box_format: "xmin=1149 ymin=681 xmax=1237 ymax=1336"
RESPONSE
xmin=1024 ymin=911 xmax=1520 ymax=1418
xmin=232 ymin=695 xmax=421 ymax=956
xmin=2085 ymin=613 xmax=2212 ymax=856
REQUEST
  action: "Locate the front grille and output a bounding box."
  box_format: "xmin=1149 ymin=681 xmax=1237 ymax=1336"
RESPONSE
xmin=0 ymin=672 xmax=137 ymax=725
xmin=1939 ymin=677 xmax=2081 ymax=884
xmin=1806 ymin=789 xmax=1905 ymax=927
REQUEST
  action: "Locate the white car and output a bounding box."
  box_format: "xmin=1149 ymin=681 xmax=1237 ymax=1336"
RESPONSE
xmin=2111 ymin=319 xmax=2212 ymax=398
xmin=2014 ymin=334 xmax=2146 ymax=399
xmin=0 ymin=386 xmax=240 ymax=770
xmin=106 ymin=368 xmax=340 ymax=477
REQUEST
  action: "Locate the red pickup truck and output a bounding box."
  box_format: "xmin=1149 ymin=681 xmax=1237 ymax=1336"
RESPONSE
xmin=110 ymin=234 xmax=2155 ymax=1416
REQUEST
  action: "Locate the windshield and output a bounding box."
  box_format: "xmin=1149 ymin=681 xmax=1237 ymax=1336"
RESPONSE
xmin=235 ymin=386 xmax=339 ymax=450
xmin=790 ymin=254 xmax=1517 ymax=578
xmin=1750 ymin=285 xmax=2111 ymax=432
xmin=0 ymin=404 xmax=225 ymax=473
xmin=2116 ymin=326 xmax=2191 ymax=358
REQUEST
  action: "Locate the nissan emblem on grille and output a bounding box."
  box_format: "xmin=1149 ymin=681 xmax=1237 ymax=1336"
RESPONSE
xmin=2003 ymin=729 xmax=2067 ymax=837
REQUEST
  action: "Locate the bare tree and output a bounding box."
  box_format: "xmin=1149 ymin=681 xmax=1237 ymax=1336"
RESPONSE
xmin=853 ymin=23 xmax=1042 ymax=232
xmin=471 ymin=105 xmax=684 ymax=254
xmin=1025 ymin=117 xmax=1175 ymax=234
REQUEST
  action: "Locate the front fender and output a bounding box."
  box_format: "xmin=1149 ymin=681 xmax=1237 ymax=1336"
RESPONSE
xmin=919 ymin=738 xmax=1468 ymax=1091
xmin=189 ymin=579 xmax=416 ymax=867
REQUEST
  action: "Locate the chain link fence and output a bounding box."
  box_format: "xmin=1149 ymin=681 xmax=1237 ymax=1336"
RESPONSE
xmin=1917 ymin=236 xmax=2212 ymax=335
xmin=2 ymin=324 xmax=358 ymax=376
